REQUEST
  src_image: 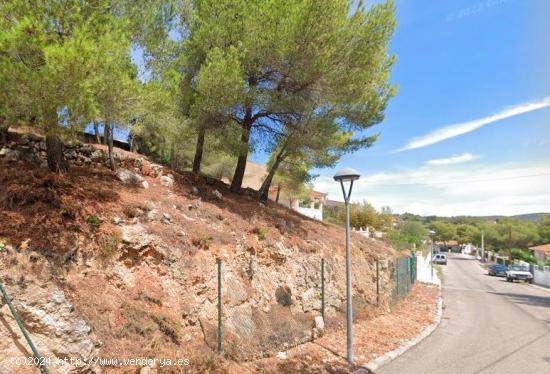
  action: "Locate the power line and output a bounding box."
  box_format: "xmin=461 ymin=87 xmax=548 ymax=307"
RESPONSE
xmin=363 ymin=172 xmax=550 ymax=187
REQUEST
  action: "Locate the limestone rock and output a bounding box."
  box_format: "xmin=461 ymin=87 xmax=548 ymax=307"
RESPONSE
xmin=211 ymin=189 xmax=223 ymax=201
xmin=160 ymin=175 xmax=174 ymax=188
xmin=121 ymin=224 xmax=153 ymax=250
xmin=116 ymin=168 xmax=143 ymax=185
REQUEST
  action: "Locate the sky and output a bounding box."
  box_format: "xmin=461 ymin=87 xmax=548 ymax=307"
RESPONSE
xmin=311 ymin=0 xmax=550 ymax=217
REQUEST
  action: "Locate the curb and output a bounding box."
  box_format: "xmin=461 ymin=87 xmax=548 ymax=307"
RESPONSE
xmin=359 ymin=291 xmax=444 ymax=373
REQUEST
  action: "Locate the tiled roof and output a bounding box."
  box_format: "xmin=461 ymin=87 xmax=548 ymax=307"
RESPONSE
xmin=529 ymin=244 xmax=550 ymax=253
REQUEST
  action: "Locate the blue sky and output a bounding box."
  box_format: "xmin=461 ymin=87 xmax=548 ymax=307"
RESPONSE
xmin=313 ymin=0 xmax=550 ymax=216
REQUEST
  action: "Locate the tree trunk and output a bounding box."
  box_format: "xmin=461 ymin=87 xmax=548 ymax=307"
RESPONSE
xmin=93 ymin=121 xmax=101 ymax=144
xmin=275 ymin=184 xmax=281 ymax=203
xmin=0 ymin=125 xmax=8 ymax=144
xmin=192 ymin=125 xmax=206 ymax=174
xmin=230 ymin=120 xmax=252 ymax=193
xmin=170 ymin=143 xmax=177 ymax=170
xmin=129 ymin=132 xmax=136 ymax=153
xmin=46 ymin=135 xmax=67 ymax=173
xmin=106 ymin=122 xmax=116 ymax=170
xmin=258 ymin=153 xmax=284 ymax=201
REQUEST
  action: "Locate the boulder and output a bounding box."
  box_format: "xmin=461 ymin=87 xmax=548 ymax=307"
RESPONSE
xmin=211 ymin=190 xmax=223 ymax=201
xmin=141 ymin=180 xmax=150 ymax=189
xmin=115 ymin=168 xmax=143 ymax=185
xmin=160 ymin=175 xmax=174 ymax=188
xmin=121 ymin=224 xmax=154 ymax=250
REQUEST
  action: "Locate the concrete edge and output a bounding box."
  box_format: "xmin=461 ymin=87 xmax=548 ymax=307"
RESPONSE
xmin=359 ymin=290 xmax=444 ymax=373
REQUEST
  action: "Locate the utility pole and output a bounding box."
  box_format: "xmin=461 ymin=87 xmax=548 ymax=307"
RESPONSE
xmin=481 ymin=230 xmax=485 ymax=262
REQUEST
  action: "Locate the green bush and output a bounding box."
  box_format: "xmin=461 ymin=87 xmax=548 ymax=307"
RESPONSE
xmin=85 ymin=214 xmax=102 ymax=232
xmin=253 ymin=226 xmax=267 ymax=241
xmin=510 ymin=248 xmax=537 ymax=264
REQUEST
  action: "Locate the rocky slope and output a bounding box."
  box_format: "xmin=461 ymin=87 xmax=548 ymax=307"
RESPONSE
xmin=0 ymin=131 xmax=396 ymax=373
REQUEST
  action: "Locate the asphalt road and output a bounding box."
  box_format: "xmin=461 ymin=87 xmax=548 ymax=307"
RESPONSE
xmin=377 ymin=253 xmax=550 ymax=374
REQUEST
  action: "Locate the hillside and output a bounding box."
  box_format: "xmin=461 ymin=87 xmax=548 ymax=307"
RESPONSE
xmin=0 ymin=131 xmax=402 ymax=373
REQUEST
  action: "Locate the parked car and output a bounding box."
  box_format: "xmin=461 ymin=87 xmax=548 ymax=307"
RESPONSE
xmin=488 ymin=264 xmax=508 ymax=277
xmin=506 ymin=265 xmax=533 ymax=283
xmin=433 ymin=253 xmax=447 ymax=265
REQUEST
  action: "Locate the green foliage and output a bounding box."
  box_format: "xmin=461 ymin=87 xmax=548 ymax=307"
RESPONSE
xmin=538 ymin=216 xmax=550 ymax=244
xmin=98 ymin=231 xmax=122 ymax=260
xmin=387 ymin=220 xmax=427 ymax=251
xmin=253 ymin=226 xmax=267 ymax=241
xmin=85 ymin=214 xmax=102 ymax=232
xmin=430 ymin=221 xmax=456 ymax=243
xmin=324 ymin=201 xmax=392 ymax=232
xmin=183 ymin=0 xmax=396 ymax=186
xmin=510 ymin=248 xmax=536 ymax=264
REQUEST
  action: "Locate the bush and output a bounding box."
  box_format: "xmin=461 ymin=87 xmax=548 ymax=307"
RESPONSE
xmin=192 ymin=235 xmax=213 ymax=249
xmin=85 ymin=214 xmax=101 ymax=232
xmin=98 ymin=231 xmax=122 ymax=260
xmin=253 ymin=226 xmax=267 ymax=241
xmin=511 ymin=248 xmax=537 ymax=264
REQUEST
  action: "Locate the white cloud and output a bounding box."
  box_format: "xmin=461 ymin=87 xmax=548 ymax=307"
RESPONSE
xmin=425 ymin=153 xmax=479 ymax=166
xmin=397 ymin=97 xmax=550 ymax=152
xmin=314 ymin=162 xmax=550 ymax=216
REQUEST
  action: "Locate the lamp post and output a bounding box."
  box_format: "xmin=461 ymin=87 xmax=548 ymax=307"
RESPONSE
xmin=428 ymin=230 xmax=435 ymax=281
xmin=333 ymin=167 xmax=360 ymax=364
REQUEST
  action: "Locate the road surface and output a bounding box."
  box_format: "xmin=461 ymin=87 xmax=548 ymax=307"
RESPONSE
xmin=377 ymin=253 xmax=550 ymax=374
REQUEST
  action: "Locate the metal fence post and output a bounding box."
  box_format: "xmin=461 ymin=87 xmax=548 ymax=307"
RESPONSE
xmin=216 ymin=258 xmax=222 ymax=353
xmin=376 ymin=259 xmax=380 ymax=306
xmin=321 ymin=258 xmax=325 ymax=320
xmin=395 ymin=259 xmax=399 ymax=298
xmin=0 ymin=281 xmax=48 ymax=373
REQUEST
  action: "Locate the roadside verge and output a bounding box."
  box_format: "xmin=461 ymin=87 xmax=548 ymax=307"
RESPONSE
xmin=360 ymin=290 xmax=443 ymax=372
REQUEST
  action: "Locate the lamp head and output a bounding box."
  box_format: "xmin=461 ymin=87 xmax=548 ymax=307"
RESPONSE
xmin=333 ymin=167 xmax=360 ymax=182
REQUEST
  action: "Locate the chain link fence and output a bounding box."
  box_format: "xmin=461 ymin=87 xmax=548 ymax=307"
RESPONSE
xmin=213 ymin=253 xmax=418 ymax=355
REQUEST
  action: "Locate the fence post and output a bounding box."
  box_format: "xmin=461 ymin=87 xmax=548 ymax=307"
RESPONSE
xmin=0 ymin=281 xmax=48 ymax=374
xmin=321 ymin=258 xmax=325 ymax=321
xmin=376 ymin=259 xmax=380 ymax=306
xmin=395 ymin=259 xmax=399 ymax=298
xmin=216 ymin=258 xmax=222 ymax=353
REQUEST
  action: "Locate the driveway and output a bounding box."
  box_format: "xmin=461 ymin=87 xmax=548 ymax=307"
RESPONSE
xmin=376 ymin=253 xmax=550 ymax=374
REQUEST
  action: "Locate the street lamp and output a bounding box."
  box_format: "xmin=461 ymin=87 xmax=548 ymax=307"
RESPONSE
xmin=428 ymin=230 xmax=435 ymax=280
xmin=333 ymin=167 xmax=360 ymax=364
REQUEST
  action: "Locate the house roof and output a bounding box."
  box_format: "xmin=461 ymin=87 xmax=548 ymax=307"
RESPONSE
xmin=529 ymin=244 xmax=550 ymax=253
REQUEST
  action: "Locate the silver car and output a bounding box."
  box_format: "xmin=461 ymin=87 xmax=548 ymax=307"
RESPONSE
xmin=433 ymin=253 xmax=447 ymax=265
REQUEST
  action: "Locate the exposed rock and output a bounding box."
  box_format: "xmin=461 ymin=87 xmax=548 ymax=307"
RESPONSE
xmin=161 ymin=213 xmax=172 ymax=224
xmin=314 ymin=315 xmax=325 ymax=332
xmin=121 ymin=224 xmax=154 ymax=250
xmin=116 ymin=168 xmax=143 ymax=185
xmin=276 ymin=351 xmax=288 ymax=360
xmin=301 ymin=287 xmax=319 ymax=312
xmin=141 ymin=180 xmax=150 ymax=189
xmin=160 ymin=175 xmax=174 ymax=188
xmin=211 ymin=189 xmax=223 ymax=201
xmin=90 ymin=150 xmax=105 ymax=161
xmin=0 ymin=148 xmax=19 ymax=161
xmin=0 ymin=284 xmax=98 ymax=372
xmin=151 ymin=164 xmax=163 ymax=177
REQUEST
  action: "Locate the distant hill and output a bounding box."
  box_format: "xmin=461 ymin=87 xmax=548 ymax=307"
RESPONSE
xmin=398 ymin=212 xmax=549 ymax=223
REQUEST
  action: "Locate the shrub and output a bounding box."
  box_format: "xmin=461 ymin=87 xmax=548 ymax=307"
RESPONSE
xmin=511 ymin=248 xmax=537 ymax=264
xmin=98 ymin=231 xmax=122 ymax=260
xmin=253 ymin=226 xmax=267 ymax=241
xmin=192 ymin=235 xmax=213 ymax=249
xmin=85 ymin=214 xmax=101 ymax=232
